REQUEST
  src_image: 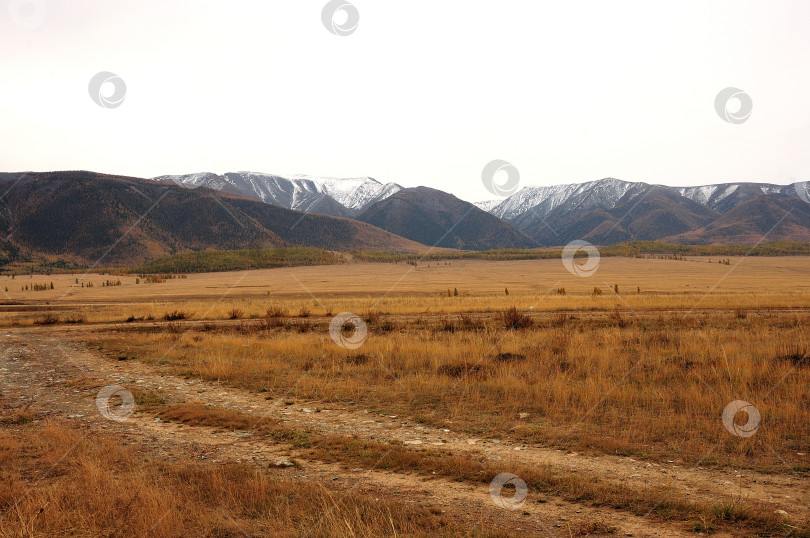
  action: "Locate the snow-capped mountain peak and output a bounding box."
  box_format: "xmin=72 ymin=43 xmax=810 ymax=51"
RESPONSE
xmin=154 ymin=171 xmax=402 ymax=217
xmin=487 ymin=177 xmax=641 ymax=220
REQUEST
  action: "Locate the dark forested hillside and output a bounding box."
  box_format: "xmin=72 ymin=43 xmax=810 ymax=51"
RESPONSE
xmin=0 ymin=171 xmax=425 ymax=267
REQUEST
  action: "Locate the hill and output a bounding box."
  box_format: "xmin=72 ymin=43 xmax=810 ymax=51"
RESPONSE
xmin=0 ymin=171 xmax=426 ymax=267
xmin=357 ymin=187 xmax=538 ymax=250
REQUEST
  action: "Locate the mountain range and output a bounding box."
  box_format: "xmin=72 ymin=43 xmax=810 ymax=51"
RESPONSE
xmin=0 ymin=171 xmax=426 ymax=266
xmin=479 ymin=178 xmax=810 ymax=245
xmin=1 ymin=170 xmax=809 ymax=268
xmin=155 ymin=172 xmax=402 ymax=218
xmin=161 ymin=171 xmax=810 ymax=247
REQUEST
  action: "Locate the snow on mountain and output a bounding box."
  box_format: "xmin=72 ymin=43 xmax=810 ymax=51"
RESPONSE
xmin=488 ymin=178 xmax=639 ymax=221
xmin=473 ymin=200 xmax=500 ymax=212
xmin=153 ymin=172 xmax=402 ymax=217
xmin=481 ymin=179 xmax=807 ymax=222
xmin=675 ymin=185 xmax=721 ymax=206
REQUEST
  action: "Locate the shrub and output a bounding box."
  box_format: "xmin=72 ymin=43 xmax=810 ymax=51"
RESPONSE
xmin=494 ymin=352 xmax=526 ymax=362
xmin=265 ymin=306 xmax=287 ymax=318
xmin=710 ymin=499 xmax=750 ymax=522
xmin=164 ymin=310 xmax=192 ymax=321
xmin=437 ymin=363 xmax=486 ymax=378
xmin=458 ymin=314 xmax=485 ymax=331
xmin=365 ymin=309 xmax=381 ymax=324
xmin=346 ymin=354 xmax=369 ymax=366
xmin=298 ymin=307 xmax=311 ymax=318
xmin=775 ymin=344 xmax=808 ymax=367
xmin=34 ymin=314 xmax=60 ymax=325
xmin=592 ymin=286 xmax=603 ymax=296
xmin=499 ymin=306 xmax=533 ymax=330
xmin=227 ymin=308 xmax=244 ymax=320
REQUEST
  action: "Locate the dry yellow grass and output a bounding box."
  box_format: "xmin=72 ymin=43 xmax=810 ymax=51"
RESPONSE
xmin=0 ymin=421 xmax=497 ymax=537
xmin=9 ymin=257 xmax=807 ymax=472
xmin=94 ymin=308 xmax=809 ymax=473
xmin=2 ymin=257 xmax=810 ymax=325
xmin=3 ymin=257 xmax=809 ymax=536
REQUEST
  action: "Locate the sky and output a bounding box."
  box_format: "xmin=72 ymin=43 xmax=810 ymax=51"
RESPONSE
xmin=2 ymin=0 xmax=810 ymax=203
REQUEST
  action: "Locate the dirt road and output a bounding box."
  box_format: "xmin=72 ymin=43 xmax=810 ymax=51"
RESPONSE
xmin=2 ymin=327 xmax=807 ymax=536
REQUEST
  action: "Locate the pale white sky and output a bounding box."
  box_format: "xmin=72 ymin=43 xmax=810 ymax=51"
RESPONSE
xmin=2 ymin=0 xmax=810 ymax=202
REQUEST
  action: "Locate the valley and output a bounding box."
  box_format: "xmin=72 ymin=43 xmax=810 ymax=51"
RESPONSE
xmin=1 ymin=257 xmax=808 ymax=536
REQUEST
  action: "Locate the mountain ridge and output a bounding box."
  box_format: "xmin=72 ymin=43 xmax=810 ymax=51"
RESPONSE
xmin=481 ymin=177 xmax=810 ymax=245
xmin=356 ymin=187 xmax=538 ymax=250
xmin=0 ymin=171 xmax=428 ymax=266
xmin=155 ymin=172 xmax=403 ymax=218
xmin=4 ymin=170 xmax=810 ymax=268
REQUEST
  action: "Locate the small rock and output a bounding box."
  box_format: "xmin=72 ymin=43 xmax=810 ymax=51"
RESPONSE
xmin=518 ymin=412 xmax=530 ymax=419
xmin=775 ymin=509 xmax=788 ymax=516
xmin=273 ymin=459 xmax=295 ymax=468
xmin=404 ymin=440 xmax=423 ymax=445
xmin=154 ymin=418 xmax=162 ymax=423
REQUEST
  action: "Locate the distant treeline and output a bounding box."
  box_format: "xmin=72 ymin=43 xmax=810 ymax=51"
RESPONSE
xmin=4 ymin=241 xmax=810 ymax=276
xmin=602 ymin=240 xmax=810 ymax=257
xmin=130 ymin=247 xmax=344 ymax=274
xmin=351 ymin=241 xmax=810 ymax=263
xmin=351 ymin=249 xmax=556 ymax=263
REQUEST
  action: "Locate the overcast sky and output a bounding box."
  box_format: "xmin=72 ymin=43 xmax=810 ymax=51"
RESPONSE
xmin=2 ymin=0 xmax=810 ymax=202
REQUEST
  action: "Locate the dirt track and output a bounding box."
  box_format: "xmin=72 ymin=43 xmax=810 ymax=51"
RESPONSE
xmin=1 ymin=327 xmax=807 ymax=537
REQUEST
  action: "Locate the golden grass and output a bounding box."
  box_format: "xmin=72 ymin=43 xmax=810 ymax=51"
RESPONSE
xmin=146 ymin=402 xmax=796 ymax=536
xmin=0 ymin=421 xmax=499 ymax=537
xmin=5 ymin=258 xmax=810 ymax=535
xmin=2 ymin=257 xmax=810 ymax=326
xmin=94 ymin=309 xmax=810 ymax=473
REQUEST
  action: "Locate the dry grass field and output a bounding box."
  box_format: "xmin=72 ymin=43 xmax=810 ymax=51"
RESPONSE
xmin=1 ymin=256 xmax=808 ymax=537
